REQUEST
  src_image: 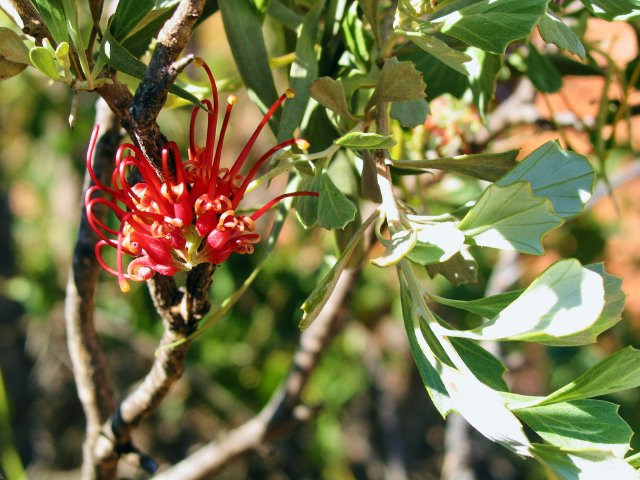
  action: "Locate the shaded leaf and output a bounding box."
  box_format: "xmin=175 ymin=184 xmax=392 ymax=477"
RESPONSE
xmin=300 ymin=212 xmax=376 ymax=328
xmin=451 ymin=338 xmax=508 ymax=391
xmin=295 ymin=173 xmax=322 ymax=228
xmin=516 ymin=399 xmax=632 ymax=458
xmin=540 ymin=347 xmax=640 ymax=406
xmin=32 ymin=0 xmax=67 ymax=44
xmin=110 ymin=0 xmax=154 ymax=41
xmin=459 ymin=182 xmax=563 ymax=255
xmin=367 ymin=57 xmax=426 ymax=108
xmin=310 ymin=77 xmax=355 ymax=121
xmin=0 ymin=28 xmax=30 ymax=65
xmin=399 ymin=30 xmax=472 ymax=75
xmin=390 ymin=98 xmax=430 ymax=128
xmin=278 ymin=0 xmax=324 ymax=141
xmin=219 ymin=0 xmax=280 ymax=126
xmin=336 ymin=132 xmax=397 ymax=149
xmin=526 ymin=42 xmax=563 ymax=93
xmin=430 ymin=289 xmax=523 ymax=319
xmin=497 ymin=141 xmax=595 ymax=218
xmin=538 ymin=10 xmax=586 ymax=60
xmin=467 ymin=47 xmax=501 ymax=121
xmin=318 ymin=172 xmax=357 ymax=229
xmin=393 ymin=150 xmax=518 ymax=182
xmin=436 ymin=0 xmax=547 ymax=54
xmin=360 ymin=150 xmax=382 ymax=202
xmin=426 ymin=249 xmax=478 ymax=285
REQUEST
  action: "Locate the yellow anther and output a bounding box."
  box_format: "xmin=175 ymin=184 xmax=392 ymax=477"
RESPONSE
xmin=295 ymin=139 xmax=310 ymax=151
xmin=227 ymin=95 xmax=238 ymax=105
xmin=285 ymin=88 xmax=295 ymax=99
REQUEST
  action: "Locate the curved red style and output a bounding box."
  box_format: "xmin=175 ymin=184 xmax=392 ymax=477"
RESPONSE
xmin=85 ymin=59 xmax=318 ymax=292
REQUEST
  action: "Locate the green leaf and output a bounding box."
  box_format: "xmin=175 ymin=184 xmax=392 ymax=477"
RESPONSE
xmin=267 ymin=0 xmax=303 ymax=30
xmin=110 ymin=0 xmax=154 ymax=41
xmin=426 ymin=249 xmax=478 ymax=286
xmin=219 ymin=0 xmax=280 ymax=126
xmin=537 ymin=11 xmax=586 ymax=60
xmin=360 ymin=150 xmax=383 ymax=202
xmin=525 ymin=42 xmax=563 ymax=94
xmin=0 ymin=28 xmax=30 ymax=65
xmin=467 ymin=47 xmax=501 ymax=121
xmin=459 ymin=182 xmax=563 ymax=255
xmin=371 ymin=229 xmax=417 ymax=267
xmin=540 ymin=347 xmax=640 ymax=406
xmin=438 ymin=363 xmax=531 ymax=456
xmin=436 ymin=0 xmax=547 ymax=54
xmin=318 ymin=172 xmax=357 ymax=229
xmin=583 ymin=264 xmax=626 ymax=339
xmin=580 ymin=0 xmax=640 ymax=21
xmin=335 ymin=132 xmax=397 ymax=149
xmin=310 ymin=77 xmax=355 ymax=121
xmin=430 ymin=289 xmax=523 ymax=319
xmin=29 ymin=46 xmax=61 ymax=80
xmin=451 ymin=337 xmax=508 ymax=391
xmin=531 ymin=444 xmax=639 ymax=480
xmin=399 ymin=30 xmax=472 ymax=75
xmin=516 ymin=399 xmax=632 ymax=458
xmin=357 ymin=0 xmax=379 ymax=40
xmin=406 ymin=222 xmax=465 ymax=265
xmin=445 ymin=259 xmax=611 ymax=345
xmin=405 ymin=48 xmax=468 ymax=99
xmin=101 ymin=31 xmax=206 ymax=109
xmin=299 ymin=212 xmax=376 ymax=328
xmin=393 ymin=150 xmax=518 ymax=182
xmin=277 ymin=0 xmax=324 ymax=142
xmin=295 ymin=173 xmax=322 ymax=228
xmin=399 ymin=274 xmax=454 ymax=417
xmin=32 ymin=0 xmax=68 ymax=44
xmin=496 ymin=141 xmax=595 ymax=218
xmin=367 ymin=57 xmax=426 ymax=108
xmin=390 ymin=98 xmax=430 ymax=128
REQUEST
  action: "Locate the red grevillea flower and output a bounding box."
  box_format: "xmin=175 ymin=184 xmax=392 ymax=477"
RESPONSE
xmin=85 ymin=59 xmax=318 ymax=292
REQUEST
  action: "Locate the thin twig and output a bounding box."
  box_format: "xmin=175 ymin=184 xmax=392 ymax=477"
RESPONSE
xmin=153 ymin=267 xmax=362 ymax=480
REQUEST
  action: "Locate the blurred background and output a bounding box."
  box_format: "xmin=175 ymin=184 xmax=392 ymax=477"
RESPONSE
xmin=2 ymin=6 xmax=640 ymax=480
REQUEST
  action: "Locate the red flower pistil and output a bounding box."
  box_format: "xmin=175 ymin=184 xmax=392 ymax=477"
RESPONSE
xmin=85 ymin=59 xmax=318 ymax=292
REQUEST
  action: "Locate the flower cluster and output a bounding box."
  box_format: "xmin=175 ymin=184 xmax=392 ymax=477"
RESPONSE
xmin=85 ymin=59 xmax=318 ymax=292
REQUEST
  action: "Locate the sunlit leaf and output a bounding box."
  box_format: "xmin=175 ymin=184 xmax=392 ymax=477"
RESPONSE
xmin=459 ymin=182 xmax=562 ymax=255
xmin=451 ymin=338 xmax=508 ymax=391
xmin=29 ymin=46 xmax=60 ymax=80
xmin=580 ymin=0 xmax=640 ymax=21
xmin=371 ymin=229 xmax=417 ymax=267
xmin=444 ymin=259 xmax=609 ymax=345
xmin=466 ymin=47 xmax=501 ymax=120
xmin=531 ymin=444 xmax=639 ymax=480
xmin=109 ymin=0 xmax=154 ymax=41
xmin=32 ymin=0 xmax=68 ymax=44
xmin=406 ymin=222 xmax=465 ymax=265
xmin=497 ymin=141 xmax=595 ymax=218
xmin=426 ymin=248 xmax=478 ymax=285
